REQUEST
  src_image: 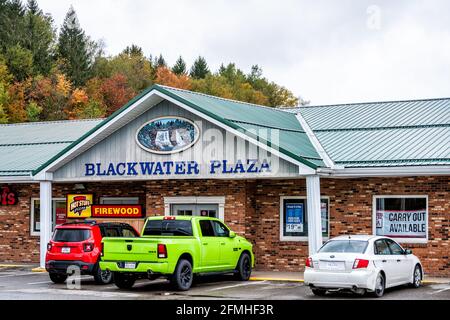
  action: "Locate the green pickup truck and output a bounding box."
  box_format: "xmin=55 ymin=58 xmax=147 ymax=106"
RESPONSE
xmin=99 ymin=216 xmax=254 ymax=291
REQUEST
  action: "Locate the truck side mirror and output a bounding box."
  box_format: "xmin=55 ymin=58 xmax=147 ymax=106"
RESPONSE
xmin=229 ymin=231 xmax=236 ymax=238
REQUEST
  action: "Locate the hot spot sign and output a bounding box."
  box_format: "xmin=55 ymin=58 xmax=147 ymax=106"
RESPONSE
xmin=67 ymin=194 xmax=93 ymax=219
xmin=92 ymin=205 xmax=144 ymax=218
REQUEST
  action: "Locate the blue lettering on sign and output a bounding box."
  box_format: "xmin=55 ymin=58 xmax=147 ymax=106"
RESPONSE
xmin=85 ymin=163 xmax=95 ymax=176
xmin=83 ymin=160 xmax=272 ymax=177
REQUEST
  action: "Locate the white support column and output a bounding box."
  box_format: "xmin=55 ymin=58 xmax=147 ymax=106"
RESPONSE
xmin=39 ymin=181 xmax=52 ymax=268
xmin=306 ymin=175 xmax=323 ymax=255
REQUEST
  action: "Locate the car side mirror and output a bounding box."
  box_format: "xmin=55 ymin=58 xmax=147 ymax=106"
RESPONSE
xmin=404 ymin=249 xmax=413 ymax=255
xmin=229 ymin=231 xmax=236 ymax=238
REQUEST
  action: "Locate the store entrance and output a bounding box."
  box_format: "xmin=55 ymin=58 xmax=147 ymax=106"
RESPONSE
xmin=171 ymin=204 xmax=219 ymax=218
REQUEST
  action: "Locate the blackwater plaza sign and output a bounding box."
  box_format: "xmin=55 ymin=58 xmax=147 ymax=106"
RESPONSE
xmin=84 ymin=159 xmax=272 ymax=177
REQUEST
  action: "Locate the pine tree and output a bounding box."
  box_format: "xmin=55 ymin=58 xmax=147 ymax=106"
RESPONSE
xmin=24 ymin=0 xmax=55 ymax=76
xmin=122 ymin=44 xmax=143 ymax=56
xmin=27 ymin=0 xmax=41 ymax=15
xmin=155 ymin=54 xmax=166 ymax=68
xmin=190 ymin=56 xmax=209 ymax=79
xmin=57 ymin=6 xmax=92 ymax=86
xmin=172 ymin=56 xmax=187 ymax=75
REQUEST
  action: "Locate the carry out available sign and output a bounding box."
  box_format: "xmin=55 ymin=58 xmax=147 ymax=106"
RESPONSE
xmin=376 ymin=210 xmax=427 ymax=239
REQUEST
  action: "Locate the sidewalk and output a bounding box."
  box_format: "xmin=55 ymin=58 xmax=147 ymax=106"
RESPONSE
xmin=250 ymin=271 xmax=450 ymax=285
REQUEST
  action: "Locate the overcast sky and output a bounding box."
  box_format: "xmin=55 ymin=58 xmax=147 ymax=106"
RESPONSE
xmin=38 ymin=0 xmax=450 ymax=105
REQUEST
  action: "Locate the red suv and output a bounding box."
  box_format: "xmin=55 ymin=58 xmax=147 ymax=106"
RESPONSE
xmin=45 ymin=221 xmax=139 ymax=284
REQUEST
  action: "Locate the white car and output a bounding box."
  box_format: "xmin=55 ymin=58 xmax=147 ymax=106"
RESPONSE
xmin=304 ymin=235 xmax=423 ymax=297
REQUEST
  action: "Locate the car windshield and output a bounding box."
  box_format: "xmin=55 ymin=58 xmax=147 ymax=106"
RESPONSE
xmin=53 ymin=229 xmax=91 ymax=242
xmin=143 ymin=220 xmax=193 ymax=236
xmin=319 ymin=240 xmax=368 ymax=253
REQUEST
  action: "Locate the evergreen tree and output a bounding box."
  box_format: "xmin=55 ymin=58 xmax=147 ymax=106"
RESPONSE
xmin=172 ymin=56 xmax=187 ymax=75
xmin=190 ymin=56 xmax=209 ymax=79
xmin=122 ymin=44 xmax=143 ymax=56
xmin=57 ymin=6 xmax=92 ymax=86
xmin=155 ymin=54 xmax=166 ymax=68
xmin=24 ymin=0 xmax=56 ymax=76
xmin=26 ymin=0 xmax=40 ymax=14
xmin=0 ymin=0 xmax=26 ymax=53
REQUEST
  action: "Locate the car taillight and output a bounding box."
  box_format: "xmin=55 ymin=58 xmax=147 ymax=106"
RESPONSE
xmin=100 ymin=243 xmax=104 ymax=257
xmin=306 ymin=257 xmax=314 ymax=268
xmin=164 ymin=216 xmax=176 ymax=220
xmin=83 ymin=242 xmax=94 ymax=252
xmin=157 ymin=244 xmax=167 ymax=259
xmin=47 ymin=243 xmax=52 ymax=251
xmin=353 ymin=259 xmax=370 ymax=269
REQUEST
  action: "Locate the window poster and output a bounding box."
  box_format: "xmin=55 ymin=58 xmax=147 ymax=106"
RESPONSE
xmin=286 ymin=203 xmax=304 ymax=233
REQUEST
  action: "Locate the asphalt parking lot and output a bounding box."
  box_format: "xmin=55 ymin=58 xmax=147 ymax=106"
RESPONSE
xmin=0 ymin=266 xmax=449 ymax=300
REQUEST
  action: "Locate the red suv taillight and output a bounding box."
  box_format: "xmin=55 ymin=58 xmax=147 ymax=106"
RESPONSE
xmin=353 ymin=259 xmax=370 ymax=269
xmin=157 ymin=244 xmax=167 ymax=259
xmin=83 ymin=242 xmax=94 ymax=252
xmin=47 ymin=243 xmax=52 ymax=251
xmin=305 ymin=257 xmax=314 ymax=268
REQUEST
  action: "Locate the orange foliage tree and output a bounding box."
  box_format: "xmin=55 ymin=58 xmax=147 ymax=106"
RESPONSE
xmin=155 ymin=67 xmax=191 ymax=90
xmin=100 ymin=74 xmax=136 ymax=116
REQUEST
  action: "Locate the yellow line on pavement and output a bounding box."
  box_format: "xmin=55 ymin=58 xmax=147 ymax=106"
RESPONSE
xmin=0 ymin=264 xmax=29 ymax=268
xmin=250 ymin=277 xmax=304 ymax=283
xmin=31 ymin=267 xmax=47 ymax=273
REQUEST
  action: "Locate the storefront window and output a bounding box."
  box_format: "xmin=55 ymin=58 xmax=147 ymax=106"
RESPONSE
xmin=374 ymin=196 xmax=428 ymax=243
xmin=280 ymin=197 xmax=329 ymax=241
xmin=31 ymin=198 xmax=67 ymax=236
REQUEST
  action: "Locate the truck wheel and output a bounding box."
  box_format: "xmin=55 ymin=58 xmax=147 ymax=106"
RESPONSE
xmin=49 ymin=273 xmax=67 ymax=284
xmin=93 ymin=264 xmax=113 ymax=285
xmin=234 ymin=253 xmax=252 ymax=281
xmin=171 ymin=259 xmax=193 ymax=291
xmin=114 ymin=273 xmax=136 ymax=289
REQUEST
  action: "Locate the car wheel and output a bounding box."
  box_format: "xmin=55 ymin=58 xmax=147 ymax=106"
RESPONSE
xmin=171 ymin=259 xmax=193 ymax=291
xmin=94 ymin=264 xmax=113 ymax=285
xmin=234 ymin=253 xmax=252 ymax=281
xmin=311 ymin=288 xmax=327 ymax=296
xmin=114 ymin=273 xmax=136 ymax=289
xmin=411 ymin=265 xmax=422 ymax=288
xmin=372 ymin=273 xmax=385 ymax=298
xmin=49 ymin=273 xmax=67 ymax=284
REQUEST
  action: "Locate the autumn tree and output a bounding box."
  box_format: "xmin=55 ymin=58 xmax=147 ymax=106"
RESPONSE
xmin=190 ymin=56 xmax=209 ymax=79
xmin=155 ymin=67 xmax=191 ymax=90
xmin=100 ymin=73 xmax=136 ymax=115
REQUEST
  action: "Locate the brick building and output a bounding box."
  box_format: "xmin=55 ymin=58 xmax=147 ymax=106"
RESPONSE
xmin=0 ymin=85 xmax=449 ymax=276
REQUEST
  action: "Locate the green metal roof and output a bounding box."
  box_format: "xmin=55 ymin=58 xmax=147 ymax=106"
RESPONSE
xmin=158 ymin=86 xmax=324 ymax=168
xmin=0 ymin=120 xmax=102 ymax=176
xmin=297 ymin=98 xmax=450 ymax=167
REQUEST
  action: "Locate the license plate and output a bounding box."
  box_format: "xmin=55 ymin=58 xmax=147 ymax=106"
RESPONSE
xmin=61 ymin=247 xmax=70 ymax=254
xmin=124 ymin=262 xmax=136 ymax=269
xmin=320 ymin=260 xmax=345 ymax=271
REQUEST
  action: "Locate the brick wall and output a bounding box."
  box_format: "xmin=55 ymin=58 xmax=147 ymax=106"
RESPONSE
xmin=0 ymin=176 xmax=449 ymax=276
xmin=251 ymin=176 xmax=450 ymax=276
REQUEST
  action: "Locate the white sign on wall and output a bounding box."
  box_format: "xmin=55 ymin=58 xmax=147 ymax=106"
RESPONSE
xmin=376 ymin=210 xmax=427 ymax=239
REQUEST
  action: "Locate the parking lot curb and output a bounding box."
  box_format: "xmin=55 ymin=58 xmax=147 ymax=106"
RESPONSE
xmin=250 ymin=277 xmax=304 ymax=283
xmin=31 ymin=267 xmax=47 ymax=273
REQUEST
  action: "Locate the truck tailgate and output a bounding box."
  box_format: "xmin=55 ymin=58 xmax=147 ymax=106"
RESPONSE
xmin=102 ymin=237 xmax=161 ymax=262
